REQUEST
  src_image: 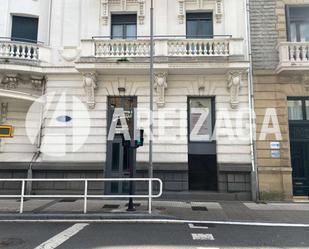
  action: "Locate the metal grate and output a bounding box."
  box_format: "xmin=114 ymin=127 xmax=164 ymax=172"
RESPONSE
xmin=191 ymin=206 xmax=208 ymax=211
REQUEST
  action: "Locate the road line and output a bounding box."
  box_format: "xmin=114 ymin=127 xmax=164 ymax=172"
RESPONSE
xmin=1 ymin=219 xmax=309 ymax=227
xmin=34 ymin=223 xmax=89 ymax=249
xmin=191 ymin=233 xmax=215 ymax=241
xmin=188 ymin=223 xmax=208 ymax=229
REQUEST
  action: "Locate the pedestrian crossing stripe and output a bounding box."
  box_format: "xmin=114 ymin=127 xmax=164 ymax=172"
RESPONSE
xmin=191 ymin=233 xmax=215 ymax=241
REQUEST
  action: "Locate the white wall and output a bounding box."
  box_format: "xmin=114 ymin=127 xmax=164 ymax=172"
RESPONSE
xmin=0 ymin=0 xmax=51 ymax=43
xmin=41 ymin=74 xmax=251 ymax=165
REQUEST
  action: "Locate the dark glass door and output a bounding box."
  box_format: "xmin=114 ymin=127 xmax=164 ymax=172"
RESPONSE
xmin=105 ymin=97 xmax=137 ymax=194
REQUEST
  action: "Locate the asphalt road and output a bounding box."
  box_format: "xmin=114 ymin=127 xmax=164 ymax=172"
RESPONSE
xmin=0 ymin=222 xmax=308 ymax=249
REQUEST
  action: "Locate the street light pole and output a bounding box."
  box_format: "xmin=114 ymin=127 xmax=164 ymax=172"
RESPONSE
xmin=149 ymin=0 xmax=154 ymax=210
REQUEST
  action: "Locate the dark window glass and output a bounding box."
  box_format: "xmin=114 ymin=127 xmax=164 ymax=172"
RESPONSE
xmin=111 ymin=14 xmax=137 ymax=39
xmin=11 ymin=16 xmax=38 ymax=43
xmin=287 ymin=98 xmax=309 ymax=121
xmin=186 ymin=13 xmax=213 ymax=38
xmin=111 ymin=143 xmax=120 ymax=171
xmin=288 ymin=100 xmax=303 ymax=120
xmin=189 ymin=98 xmax=214 ymax=142
xmin=287 ymin=6 xmax=309 ymax=42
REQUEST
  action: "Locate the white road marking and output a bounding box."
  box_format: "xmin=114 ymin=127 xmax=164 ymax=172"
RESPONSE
xmin=1 ymin=219 xmax=309 ymax=227
xmin=188 ymin=223 xmax=208 ymax=229
xmin=192 ymin=233 xmax=215 ymax=241
xmin=196 ymin=248 xmax=220 ymax=249
xmin=34 ymin=223 xmax=89 ymax=249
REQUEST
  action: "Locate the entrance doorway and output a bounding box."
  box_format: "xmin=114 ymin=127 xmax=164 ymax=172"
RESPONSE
xmin=105 ymin=96 xmax=137 ymax=194
xmin=288 ymin=97 xmax=309 ymax=196
xmin=187 ymin=97 xmax=217 ymax=191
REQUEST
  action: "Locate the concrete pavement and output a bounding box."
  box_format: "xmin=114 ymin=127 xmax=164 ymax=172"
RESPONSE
xmin=0 ymin=198 xmax=309 ymax=225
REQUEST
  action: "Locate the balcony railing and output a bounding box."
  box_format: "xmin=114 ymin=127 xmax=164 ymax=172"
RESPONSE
xmin=0 ymin=39 xmax=50 ymax=63
xmin=277 ymin=42 xmax=309 ymax=72
xmin=81 ymin=37 xmax=244 ymax=58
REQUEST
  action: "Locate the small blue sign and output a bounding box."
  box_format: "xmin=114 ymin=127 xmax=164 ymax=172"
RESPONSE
xmin=56 ymin=115 xmax=72 ymax=123
xmin=271 ymin=150 xmax=280 ymax=158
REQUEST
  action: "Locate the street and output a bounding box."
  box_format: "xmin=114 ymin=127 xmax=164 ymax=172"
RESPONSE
xmin=0 ymin=222 xmax=308 ymax=249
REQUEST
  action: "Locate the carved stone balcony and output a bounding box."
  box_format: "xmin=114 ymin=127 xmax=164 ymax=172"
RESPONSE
xmin=81 ymin=37 xmax=244 ymax=58
xmin=277 ymin=42 xmax=309 ymax=73
xmin=78 ymin=37 xmax=246 ymax=74
xmin=0 ymin=39 xmax=51 ymax=66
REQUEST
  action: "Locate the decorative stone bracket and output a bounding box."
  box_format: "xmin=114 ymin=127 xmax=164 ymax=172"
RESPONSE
xmin=227 ymin=71 xmax=242 ymax=109
xmin=101 ymin=0 xmax=109 ymax=25
xmin=178 ymin=0 xmax=224 ymax=24
xmin=1 ymin=74 xmax=20 ymax=89
xmin=31 ymin=76 xmax=45 ymax=90
xmin=0 ymin=102 xmax=8 ymax=124
xmin=101 ymin=0 xmax=146 ymax=25
xmin=154 ymin=72 xmax=168 ymax=107
xmin=215 ymin=0 xmax=223 ymax=23
xmin=83 ymin=73 xmax=98 ymax=109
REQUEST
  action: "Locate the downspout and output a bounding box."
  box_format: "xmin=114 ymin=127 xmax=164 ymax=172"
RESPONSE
xmin=47 ymin=0 xmax=53 ymax=46
xmin=26 ymin=79 xmax=46 ymax=196
xmin=245 ymin=0 xmax=259 ymax=201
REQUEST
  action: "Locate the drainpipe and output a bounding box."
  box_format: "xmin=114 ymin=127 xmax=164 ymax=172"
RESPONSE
xmin=26 ymin=78 xmax=46 ymax=196
xmin=245 ymin=0 xmax=259 ymax=201
xmin=47 ymin=0 xmax=53 ymax=46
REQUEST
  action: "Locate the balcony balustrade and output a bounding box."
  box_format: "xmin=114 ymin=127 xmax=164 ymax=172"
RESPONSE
xmin=277 ymin=42 xmax=309 ymax=72
xmin=81 ymin=37 xmax=244 ymax=59
xmin=0 ymin=39 xmax=50 ymax=64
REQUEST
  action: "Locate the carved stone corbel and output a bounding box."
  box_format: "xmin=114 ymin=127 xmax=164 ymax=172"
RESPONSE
xmin=138 ymin=0 xmax=146 ymax=25
xmin=83 ymin=73 xmax=97 ymax=109
xmin=215 ymin=0 xmax=223 ymax=23
xmin=0 ymin=103 xmax=8 ymax=124
xmin=101 ymin=0 xmax=109 ymax=25
xmin=1 ymin=74 xmax=20 ymax=89
xmin=227 ymin=71 xmax=242 ymax=109
xmin=31 ymin=76 xmax=45 ymax=90
xmin=178 ymin=0 xmax=185 ymax=24
xmin=154 ymin=72 xmax=168 ymax=107
xmin=301 ymin=73 xmax=309 ymax=92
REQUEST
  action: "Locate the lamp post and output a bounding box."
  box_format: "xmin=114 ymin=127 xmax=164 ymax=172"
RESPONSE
xmin=149 ymin=0 xmax=154 ymax=210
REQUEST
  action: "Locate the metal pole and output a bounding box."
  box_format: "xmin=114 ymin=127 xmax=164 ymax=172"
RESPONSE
xmin=149 ymin=1 xmax=154 ymax=180
xmin=245 ymin=0 xmax=259 ymax=201
xmin=149 ymin=0 xmax=154 ymax=211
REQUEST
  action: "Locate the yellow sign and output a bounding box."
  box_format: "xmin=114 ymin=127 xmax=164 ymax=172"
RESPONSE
xmin=0 ymin=125 xmax=14 ymax=138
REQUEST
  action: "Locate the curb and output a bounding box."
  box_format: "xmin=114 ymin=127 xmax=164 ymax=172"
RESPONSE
xmin=0 ymin=214 xmax=309 ymax=227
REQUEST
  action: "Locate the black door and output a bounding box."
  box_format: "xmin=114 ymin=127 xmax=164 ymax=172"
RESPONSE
xmin=105 ymin=97 xmax=137 ymax=194
xmin=288 ymin=97 xmax=309 ymax=196
xmin=291 ymin=141 xmax=309 ymax=196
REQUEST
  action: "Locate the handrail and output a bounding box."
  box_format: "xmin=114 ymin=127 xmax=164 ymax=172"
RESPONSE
xmin=0 ymin=178 xmax=163 ymax=214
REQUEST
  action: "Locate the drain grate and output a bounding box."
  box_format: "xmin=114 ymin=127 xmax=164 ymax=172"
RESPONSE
xmin=125 ymin=203 xmax=141 ymax=207
xmin=103 ymin=204 xmax=120 ymax=209
xmin=191 ymin=206 xmax=208 ymax=211
xmin=0 ymin=238 xmax=25 ymax=247
xmin=59 ymin=199 xmax=77 ymax=203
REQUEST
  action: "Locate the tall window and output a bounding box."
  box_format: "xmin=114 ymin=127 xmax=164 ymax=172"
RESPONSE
xmin=11 ymin=16 xmax=38 ymax=43
xmin=288 ymin=98 xmax=309 ymax=121
xmin=111 ymin=14 xmax=137 ymax=39
xmin=186 ymin=12 xmax=213 ymax=38
xmin=189 ymin=98 xmax=214 ymax=142
xmin=286 ymin=6 xmax=309 ymax=42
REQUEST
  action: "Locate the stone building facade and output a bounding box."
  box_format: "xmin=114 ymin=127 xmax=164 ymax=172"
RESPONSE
xmin=251 ymin=0 xmax=309 ymax=200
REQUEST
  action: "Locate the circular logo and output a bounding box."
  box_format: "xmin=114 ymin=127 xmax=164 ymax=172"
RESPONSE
xmin=26 ymin=92 xmax=91 ymax=157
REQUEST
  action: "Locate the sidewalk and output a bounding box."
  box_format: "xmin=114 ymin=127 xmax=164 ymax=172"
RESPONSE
xmin=0 ymin=198 xmax=309 ymax=224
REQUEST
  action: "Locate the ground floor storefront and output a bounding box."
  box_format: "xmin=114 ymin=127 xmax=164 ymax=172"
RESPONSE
xmin=254 ymin=72 xmax=309 ymax=200
xmin=0 ymin=72 xmax=253 ymax=200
